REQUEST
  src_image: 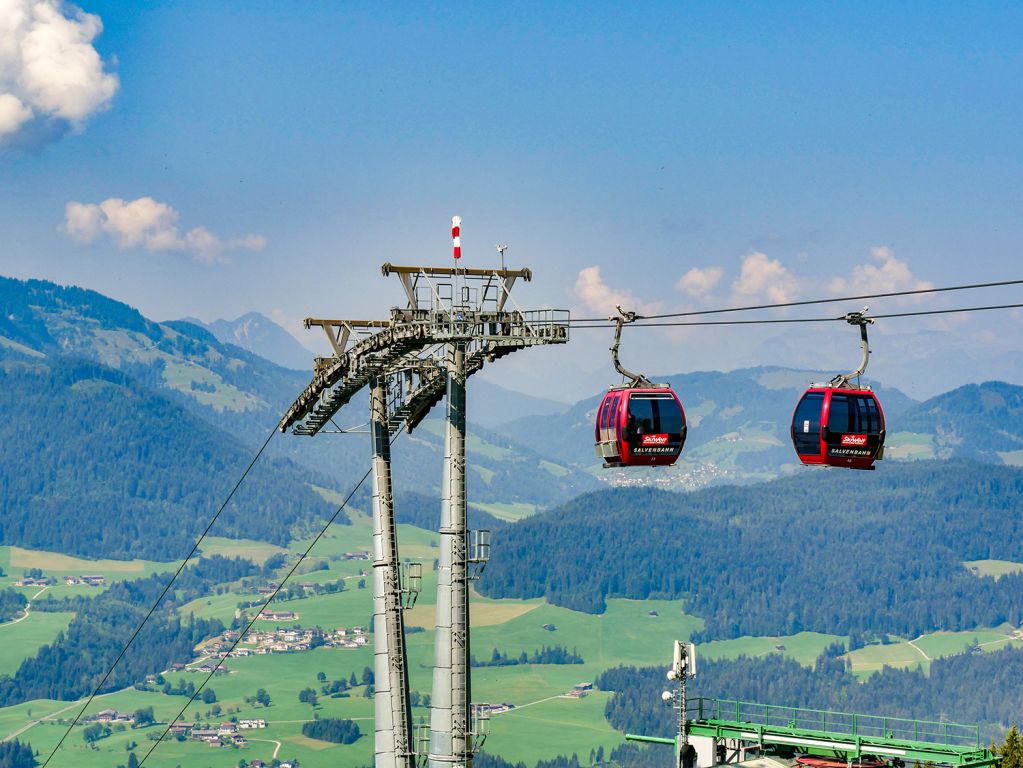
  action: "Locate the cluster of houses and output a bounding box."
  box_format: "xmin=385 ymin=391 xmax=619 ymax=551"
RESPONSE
xmin=240 ymin=760 xmax=297 ymax=768
xmin=88 ymin=709 xmax=136 ymax=724
xmin=14 ymin=576 xmax=50 ymax=587
xmin=168 ymin=720 xmax=266 ymax=747
xmin=15 ymin=573 xmax=108 ymax=588
xmin=197 ymin=625 xmax=368 ymax=660
xmin=64 ymin=574 xmax=107 ymax=586
xmin=255 ymin=581 xmax=323 ymax=597
xmin=257 ymin=609 xmax=299 ymax=622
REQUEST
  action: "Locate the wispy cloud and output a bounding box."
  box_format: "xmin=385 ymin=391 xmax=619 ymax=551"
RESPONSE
xmin=731 ymin=251 xmax=798 ymax=303
xmin=63 ymin=197 xmax=265 ymax=263
xmin=573 ymin=266 xmax=662 ymax=316
xmin=676 ymin=266 xmax=723 ymax=298
xmin=0 ymin=0 xmax=119 ymax=144
xmin=829 ymin=245 xmax=933 ymax=295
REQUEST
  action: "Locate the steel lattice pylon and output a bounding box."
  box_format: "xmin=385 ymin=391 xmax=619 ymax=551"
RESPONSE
xmin=280 ymin=263 xmax=569 ymax=768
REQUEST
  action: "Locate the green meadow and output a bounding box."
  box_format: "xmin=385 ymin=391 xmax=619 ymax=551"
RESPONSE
xmin=3 ymin=519 xmax=1020 ymax=767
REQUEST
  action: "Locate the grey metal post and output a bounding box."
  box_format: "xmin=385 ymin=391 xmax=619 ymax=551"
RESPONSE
xmin=429 ymin=342 xmax=471 ymax=768
xmin=370 ymin=378 xmax=415 ymax=768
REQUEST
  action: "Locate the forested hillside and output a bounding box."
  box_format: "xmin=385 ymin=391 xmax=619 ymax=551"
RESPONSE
xmin=599 ymin=644 xmax=1023 ymax=738
xmin=0 ymin=275 xmax=595 ymax=506
xmin=479 ymin=461 xmax=1023 ymax=639
xmin=0 ymin=358 xmax=334 ymax=560
xmin=898 ymin=381 xmax=1023 ymax=461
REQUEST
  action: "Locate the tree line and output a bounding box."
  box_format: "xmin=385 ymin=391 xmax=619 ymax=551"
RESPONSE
xmin=479 ymin=460 xmax=1023 ymax=640
xmin=0 ymin=590 xmax=27 ymax=623
xmin=470 ymin=645 xmax=584 ymax=667
xmin=597 ymin=643 xmax=1023 ymax=740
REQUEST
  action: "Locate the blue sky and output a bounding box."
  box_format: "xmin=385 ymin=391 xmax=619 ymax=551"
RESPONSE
xmin=3 ymin=1 xmax=1023 ymax=399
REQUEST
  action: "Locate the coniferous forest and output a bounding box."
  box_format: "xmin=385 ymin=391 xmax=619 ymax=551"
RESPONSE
xmin=479 ymin=461 xmax=1023 ymax=640
xmin=597 ymin=643 xmax=1023 ymax=739
xmin=0 ymin=358 xmax=337 ymax=561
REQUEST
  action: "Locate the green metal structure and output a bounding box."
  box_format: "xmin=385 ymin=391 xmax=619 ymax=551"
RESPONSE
xmin=627 ymin=698 xmax=999 ymax=768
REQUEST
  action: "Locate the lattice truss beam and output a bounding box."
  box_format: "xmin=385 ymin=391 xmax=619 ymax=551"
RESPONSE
xmin=279 ymin=264 xmax=570 ymax=437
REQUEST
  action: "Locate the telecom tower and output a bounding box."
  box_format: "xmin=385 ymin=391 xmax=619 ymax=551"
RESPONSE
xmin=279 ymin=230 xmax=569 ymax=768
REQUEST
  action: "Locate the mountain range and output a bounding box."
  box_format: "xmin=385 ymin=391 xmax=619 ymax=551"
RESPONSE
xmin=2 ymin=273 xmax=1023 ymax=563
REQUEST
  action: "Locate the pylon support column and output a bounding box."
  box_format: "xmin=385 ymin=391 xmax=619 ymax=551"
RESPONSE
xmin=429 ymin=342 xmax=471 ymax=768
xmin=370 ymin=378 xmax=415 ymax=768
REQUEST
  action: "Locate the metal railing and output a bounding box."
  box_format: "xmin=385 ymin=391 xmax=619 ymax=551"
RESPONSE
xmin=688 ymin=698 xmax=982 ymax=750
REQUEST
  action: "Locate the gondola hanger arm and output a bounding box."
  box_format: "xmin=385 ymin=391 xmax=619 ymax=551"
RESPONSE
xmin=830 ymin=307 xmax=875 ymax=389
xmin=609 ymin=306 xmax=653 ymax=388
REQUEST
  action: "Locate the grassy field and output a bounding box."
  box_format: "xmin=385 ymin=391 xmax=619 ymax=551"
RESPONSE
xmin=9 ymin=510 xmax=1017 ymax=767
xmin=2 ymin=546 xmax=174 ymax=578
xmin=198 ymin=537 xmax=287 ymax=566
xmin=1 ymin=526 xmax=857 ymax=768
xmin=469 ymin=501 xmax=538 ymax=522
xmin=884 ymin=432 xmax=936 ymax=460
xmin=964 ymin=559 xmax=1023 ymax=579
xmin=0 ymin=611 xmax=75 ymax=675
xmin=844 ymin=627 xmax=1023 ymax=677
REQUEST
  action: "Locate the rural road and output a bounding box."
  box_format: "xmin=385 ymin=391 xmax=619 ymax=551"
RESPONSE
xmin=0 ymin=586 xmax=49 ymax=628
xmin=907 ymin=639 xmax=931 ymax=661
xmin=249 ymin=738 xmax=282 ymax=758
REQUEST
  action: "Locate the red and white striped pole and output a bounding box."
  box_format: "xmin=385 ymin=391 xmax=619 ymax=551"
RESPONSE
xmin=451 ymin=216 xmax=461 ymax=260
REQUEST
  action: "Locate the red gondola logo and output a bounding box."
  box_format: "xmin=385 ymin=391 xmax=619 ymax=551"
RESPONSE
xmin=641 ymin=434 xmax=669 ymax=446
xmin=841 ymin=434 xmax=868 ymax=446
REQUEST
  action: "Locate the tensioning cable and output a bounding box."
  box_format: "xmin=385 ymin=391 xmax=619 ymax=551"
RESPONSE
xmin=40 ymin=426 xmax=279 ymax=768
xmin=569 ymin=301 xmax=1023 ymax=328
xmin=136 ymin=431 xmax=397 ymax=767
xmin=569 ymin=277 xmax=1023 ymax=324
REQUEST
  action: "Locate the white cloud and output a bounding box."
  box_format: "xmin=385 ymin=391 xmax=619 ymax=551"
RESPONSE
xmin=731 ymin=251 xmax=798 ymax=303
xmin=676 ymin=266 xmax=723 ymax=298
xmin=62 ymin=196 xmax=266 ymax=263
xmin=828 ymin=246 xmax=933 ymax=295
xmin=0 ymin=93 xmax=32 ymax=135
xmin=0 ymin=0 xmax=118 ymax=141
xmin=574 ymin=266 xmax=660 ymax=316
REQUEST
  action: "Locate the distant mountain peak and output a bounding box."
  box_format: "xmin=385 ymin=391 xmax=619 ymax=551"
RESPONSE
xmin=196 ymin=312 xmax=315 ymax=371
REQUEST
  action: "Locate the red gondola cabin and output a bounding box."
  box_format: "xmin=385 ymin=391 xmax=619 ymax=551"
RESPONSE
xmin=595 ymin=387 xmax=687 ymax=467
xmin=790 ymin=387 xmax=885 ymax=470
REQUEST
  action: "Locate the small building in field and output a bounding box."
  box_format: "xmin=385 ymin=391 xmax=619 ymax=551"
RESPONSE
xmin=258 ymin=610 xmax=298 ymax=622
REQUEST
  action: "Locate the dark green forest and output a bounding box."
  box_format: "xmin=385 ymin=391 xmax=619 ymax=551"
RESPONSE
xmin=470 ymin=644 xmax=584 ymax=667
xmin=479 ymin=461 xmax=1023 ymax=639
xmin=301 ymin=717 xmax=362 ymax=744
xmin=597 ymin=643 xmax=1023 ymax=739
xmin=0 ymin=590 xmax=27 ymax=623
xmin=0 ymin=358 xmax=338 ymax=561
xmin=0 ymin=556 xmax=255 ymax=705
xmin=0 ymin=740 xmax=35 ymax=768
